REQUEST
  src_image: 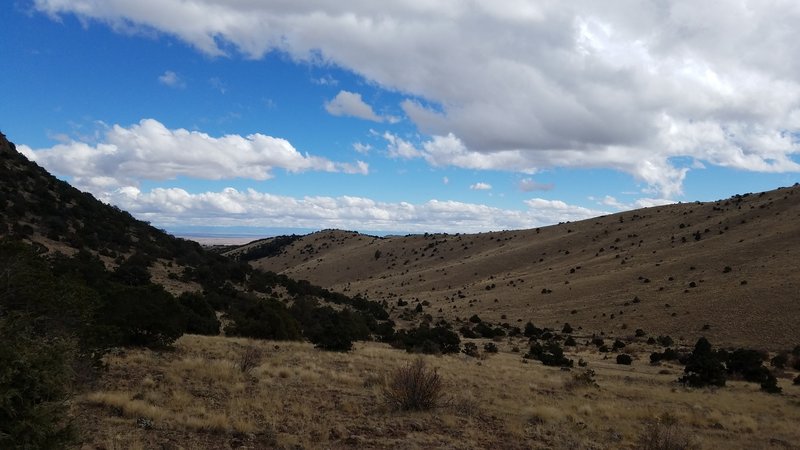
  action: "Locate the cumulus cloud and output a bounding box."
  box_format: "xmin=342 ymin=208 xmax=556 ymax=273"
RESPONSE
xmin=324 ymin=90 xmax=383 ymax=122
xmin=158 ymin=70 xmax=185 ymax=88
xmin=383 ymin=132 xmax=422 ymax=159
xmin=96 ymin=186 xmax=607 ymax=233
xmin=19 ymin=118 xmax=368 ymax=192
xmin=470 ymin=182 xmax=492 ymax=191
xmin=34 ymin=1 xmax=800 ymax=196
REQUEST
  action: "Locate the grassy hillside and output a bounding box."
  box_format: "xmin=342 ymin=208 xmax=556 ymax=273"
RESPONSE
xmin=245 ymin=186 xmax=800 ymax=350
xmin=74 ymin=334 xmax=800 ymax=449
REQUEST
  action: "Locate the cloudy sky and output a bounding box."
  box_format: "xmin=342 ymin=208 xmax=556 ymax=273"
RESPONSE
xmin=3 ymin=1 xmax=799 ymax=235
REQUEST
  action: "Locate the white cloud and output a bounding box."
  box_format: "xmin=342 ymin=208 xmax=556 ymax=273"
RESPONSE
xmin=470 ymin=182 xmax=492 ymax=191
xmin=383 ymin=132 xmax=421 ymax=159
xmin=19 ymin=118 xmax=368 ymax=192
xmin=324 ymin=90 xmax=383 ymax=122
xmin=34 ymin=1 xmax=800 ymax=197
xmin=599 ymin=195 xmax=676 ymax=211
xmin=96 ymin=186 xmax=607 ymax=233
xmin=524 ymin=198 xmax=609 ymax=223
xmin=518 ymin=178 xmax=554 ymax=192
xmin=352 ymin=142 xmax=372 ymax=154
xmin=158 ymin=70 xmax=185 ymax=88
xmin=442 ymin=176 xmax=449 ymax=185
xmin=312 ymin=74 xmax=338 ymax=86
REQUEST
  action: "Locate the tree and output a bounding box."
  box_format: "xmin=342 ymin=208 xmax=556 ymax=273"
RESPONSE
xmin=680 ymin=338 xmax=726 ymax=388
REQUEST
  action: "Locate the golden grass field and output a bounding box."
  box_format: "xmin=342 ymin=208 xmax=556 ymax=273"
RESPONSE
xmin=74 ymin=334 xmax=800 ymax=450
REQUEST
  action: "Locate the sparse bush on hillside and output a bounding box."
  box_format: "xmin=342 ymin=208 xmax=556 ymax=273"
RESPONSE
xmin=483 ymin=342 xmax=499 ymax=353
xmin=793 ymin=374 xmax=800 ymax=386
xmin=562 ymin=323 xmax=573 ymax=334
xmin=462 ymin=342 xmax=479 ymax=358
xmin=524 ymin=321 xmax=543 ymax=338
xmin=617 ymin=354 xmax=633 ymax=365
xmin=650 ymin=348 xmax=680 ymax=364
xmin=565 ymin=369 xmax=598 ymax=390
xmin=770 ymin=352 xmax=788 ymax=369
xmin=636 ymin=413 xmax=698 ymax=450
xmin=525 ymin=341 xmax=573 ymax=367
xmin=238 ymin=346 xmax=263 ymax=374
xmin=657 ymin=335 xmax=674 ymax=347
xmin=383 ymin=359 xmax=443 ymax=411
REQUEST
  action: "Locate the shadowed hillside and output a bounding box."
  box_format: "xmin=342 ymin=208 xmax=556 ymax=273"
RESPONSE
xmin=243 ymin=185 xmax=800 ymax=350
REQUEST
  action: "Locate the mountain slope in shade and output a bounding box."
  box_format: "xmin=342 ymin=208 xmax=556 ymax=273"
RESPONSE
xmin=244 ymin=185 xmax=800 ymax=350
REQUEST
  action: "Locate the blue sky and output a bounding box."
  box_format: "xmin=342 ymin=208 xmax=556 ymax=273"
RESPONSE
xmin=3 ymin=1 xmax=799 ymax=236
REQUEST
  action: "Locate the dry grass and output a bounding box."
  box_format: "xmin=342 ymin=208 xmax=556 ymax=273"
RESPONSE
xmin=72 ymin=334 xmax=800 ymax=449
xmin=251 ymin=186 xmax=800 ymax=350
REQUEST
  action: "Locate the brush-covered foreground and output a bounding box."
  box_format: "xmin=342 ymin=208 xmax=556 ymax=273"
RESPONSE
xmin=74 ymin=335 xmax=800 ymax=449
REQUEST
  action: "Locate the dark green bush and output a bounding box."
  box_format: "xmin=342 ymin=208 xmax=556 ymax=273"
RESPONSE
xmin=680 ymin=338 xmax=726 ymax=388
xmin=178 ymin=292 xmax=221 ymax=335
xmin=616 ymin=354 xmax=633 ymax=365
xmin=394 ymin=324 xmax=460 ymax=354
xmin=462 ymin=342 xmax=479 ymax=357
xmin=483 ymin=342 xmax=499 ymax=353
xmin=97 ymin=284 xmax=186 ymax=348
xmin=225 ymin=297 xmax=302 ymax=341
xmin=0 ymin=319 xmax=77 ymax=449
xmin=525 ymin=341 xmax=573 ymax=367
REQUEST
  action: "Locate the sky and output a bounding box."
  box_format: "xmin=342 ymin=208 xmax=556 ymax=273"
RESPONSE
xmin=2 ymin=1 xmax=799 ymax=236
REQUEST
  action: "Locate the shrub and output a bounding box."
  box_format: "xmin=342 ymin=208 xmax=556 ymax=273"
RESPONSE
xmin=680 ymin=338 xmax=726 ymax=388
xmin=650 ymin=348 xmax=679 ymax=364
xmin=636 ymin=414 xmax=698 ymax=450
xmin=794 ymin=374 xmax=800 ymax=386
xmin=462 ymin=342 xmax=479 ymax=358
xmin=565 ymin=369 xmax=598 ymax=390
xmin=612 ymin=339 xmax=626 ymax=351
xmin=383 ymin=359 xmax=443 ymax=411
xmin=178 ymin=292 xmax=221 ymax=335
xmin=562 ymin=322 xmax=573 ymax=334
xmin=225 ymin=297 xmax=302 ymax=342
xmin=617 ymin=354 xmax=633 ymax=365
xmin=564 ymin=336 xmax=577 ymax=347
xmin=523 ymin=321 xmax=542 ymax=338
xmin=238 ymin=346 xmax=263 ymax=374
xmin=657 ymin=335 xmax=674 ymax=347
xmin=760 ymin=372 xmax=782 ymax=394
xmin=459 ymin=326 xmax=478 ymax=339
xmin=483 ymin=342 xmax=499 ymax=353
xmin=635 ymin=328 xmax=646 ymax=337
xmin=97 ymin=284 xmax=186 ymax=348
xmin=769 ymin=352 xmax=788 ymax=369
xmin=468 ymin=314 xmax=482 ymax=323
xmin=0 ymin=319 xmax=77 ymax=449
xmin=394 ymin=324 xmax=460 ymax=354
xmin=526 ymin=341 xmax=573 ymax=367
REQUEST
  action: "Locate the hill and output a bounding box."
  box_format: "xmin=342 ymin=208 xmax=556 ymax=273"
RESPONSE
xmin=242 ymin=185 xmax=800 ymax=350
